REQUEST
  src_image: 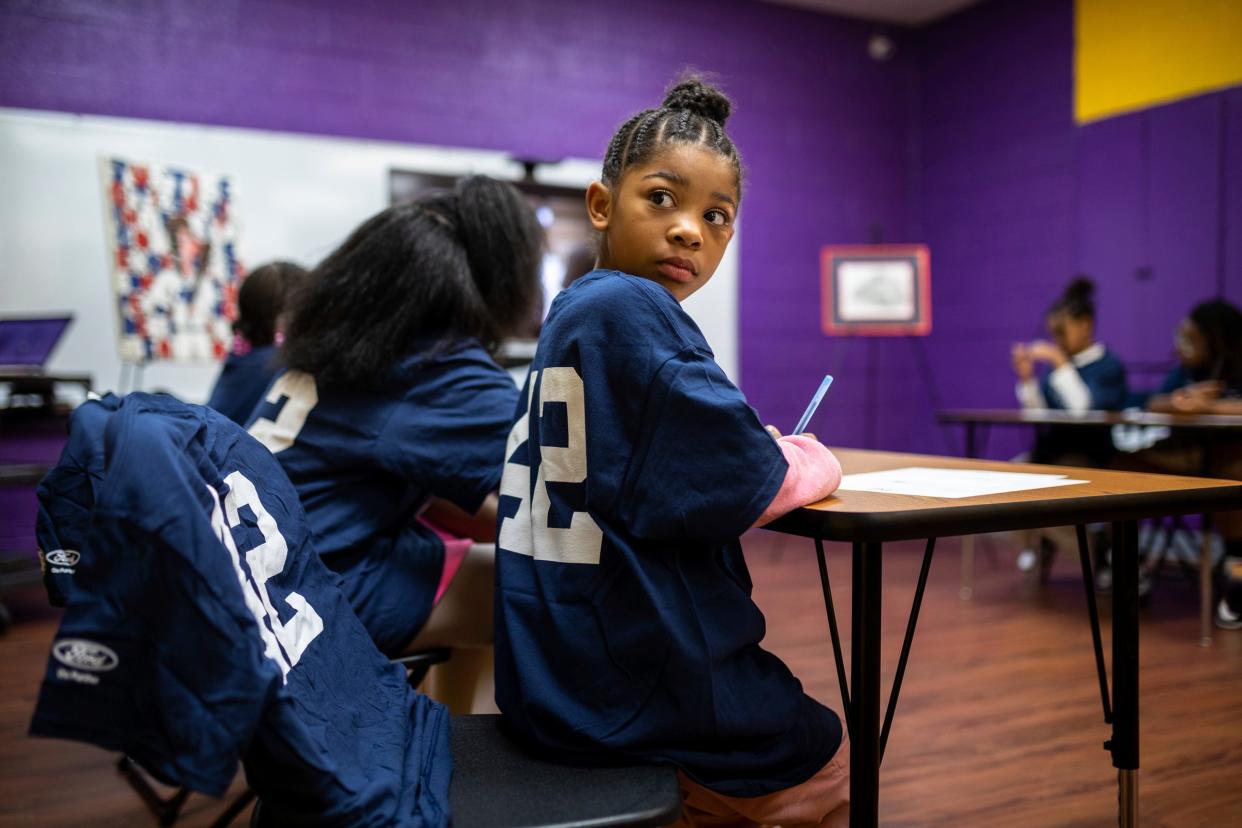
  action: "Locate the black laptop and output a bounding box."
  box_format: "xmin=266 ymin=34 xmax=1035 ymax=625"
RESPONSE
xmin=0 ymin=316 xmax=73 ymax=376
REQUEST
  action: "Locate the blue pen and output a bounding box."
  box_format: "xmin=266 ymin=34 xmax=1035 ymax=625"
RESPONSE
xmin=792 ymin=375 xmax=834 ymax=435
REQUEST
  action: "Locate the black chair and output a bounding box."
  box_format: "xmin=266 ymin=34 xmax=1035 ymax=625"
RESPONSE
xmin=251 ymin=714 xmax=681 ymax=827
xmin=117 ymin=649 xmax=455 ymax=827
xmin=392 ymin=648 xmax=452 ymax=688
xmin=116 ymin=756 xmax=255 ymax=828
xmin=448 ymin=715 xmax=681 ymax=828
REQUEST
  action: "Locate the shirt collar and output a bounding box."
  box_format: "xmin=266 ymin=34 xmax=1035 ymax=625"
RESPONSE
xmin=1072 ymin=342 xmax=1106 ymax=368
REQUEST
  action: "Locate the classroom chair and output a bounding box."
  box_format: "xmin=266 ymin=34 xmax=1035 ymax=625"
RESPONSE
xmin=251 ymin=714 xmax=682 ymax=828
xmin=34 ymin=394 xmax=680 ymax=827
xmin=116 ymin=649 xmax=456 ymax=827
xmin=130 ymin=647 xmax=681 ymax=828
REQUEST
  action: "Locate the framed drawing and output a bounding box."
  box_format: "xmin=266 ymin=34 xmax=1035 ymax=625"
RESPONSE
xmin=820 ymin=245 xmax=931 ymax=336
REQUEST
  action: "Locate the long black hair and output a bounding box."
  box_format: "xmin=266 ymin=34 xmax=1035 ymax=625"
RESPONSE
xmin=282 ymin=176 xmax=543 ymax=389
xmin=234 ymin=260 xmax=307 ymax=347
xmin=1189 ymin=298 xmax=1242 ymax=385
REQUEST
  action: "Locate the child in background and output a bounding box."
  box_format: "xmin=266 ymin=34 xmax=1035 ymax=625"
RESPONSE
xmin=494 ymin=78 xmax=848 ymax=828
xmin=1127 ymin=299 xmax=1242 ymax=627
xmin=1144 ymin=299 xmax=1242 ymax=414
xmin=206 ymin=260 xmax=307 ymax=424
xmin=1010 ymin=277 xmax=1128 ymax=574
xmin=1011 ymin=277 xmax=1128 ymax=429
xmin=246 ymin=177 xmax=544 ymax=709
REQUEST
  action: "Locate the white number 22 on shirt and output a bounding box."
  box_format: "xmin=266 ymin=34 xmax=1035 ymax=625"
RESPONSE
xmin=498 ymin=368 xmax=603 ymax=565
xmin=207 ymin=472 xmax=324 ymax=682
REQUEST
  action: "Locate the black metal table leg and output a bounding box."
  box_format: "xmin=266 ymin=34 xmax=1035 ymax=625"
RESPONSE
xmin=1076 ymin=525 xmax=1113 ymax=725
xmin=815 ymin=538 xmax=851 ymax=728
xmin=1111 ymin=520 xmax=1139 ymax=827
xmin=881 ymin=538 xmax=935 ymax=761
xmin=209 ymin=788 xmax=257 ymax=828
xmin=1200 ymin=512 xmax=1214 ymax=647
xmin=850 ymin=541 xmax=883 ymax=828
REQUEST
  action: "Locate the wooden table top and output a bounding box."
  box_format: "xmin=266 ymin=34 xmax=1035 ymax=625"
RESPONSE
xmin=766 ymin=448 xmax=1242 ymax=543
xmin=937 ymin=408 xmax=1242 ymax=429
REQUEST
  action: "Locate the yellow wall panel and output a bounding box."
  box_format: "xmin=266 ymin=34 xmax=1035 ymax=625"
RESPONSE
xmin=1076 ymin=0 xmax=1242 ymax=123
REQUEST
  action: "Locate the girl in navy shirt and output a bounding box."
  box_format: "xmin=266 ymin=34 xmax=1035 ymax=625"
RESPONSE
xmin=494 ymin=79 xmax=848 ymax=827
xmin=1009 ymin=278 xmax=1128 ymax=575
xmin=246 ymin=177 xmax=543 ymax=709
xmin=1145 ymin=299 xmax=1242 ymax=414
xmin=1011 ymin=277 xmax=1128 ymax=465
xmin=206 ymin=261 xmax=307 ymax=425
xmin=1133 ymin=299 xmax=1242 ymax=628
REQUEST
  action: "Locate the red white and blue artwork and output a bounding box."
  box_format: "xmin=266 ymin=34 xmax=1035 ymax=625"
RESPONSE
xmin=102 ymin=158 xmax=244 ymax=363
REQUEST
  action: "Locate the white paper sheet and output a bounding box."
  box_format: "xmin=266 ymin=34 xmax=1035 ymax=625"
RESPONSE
xmin=836 ymin=467 xmax=1088 ymax=499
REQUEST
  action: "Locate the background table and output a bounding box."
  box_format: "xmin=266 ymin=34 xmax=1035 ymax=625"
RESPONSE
xmin=938 ymin=408 xmax=1242 ymax=642
xmin=767 ymin=448 xmax=1242 ymax=828
xmin=938 ymin=408 xmax=1242 ymax=459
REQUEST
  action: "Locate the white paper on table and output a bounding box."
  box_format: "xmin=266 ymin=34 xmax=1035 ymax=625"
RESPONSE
xmin=836 ymin=467 xmax=1089 ymax=499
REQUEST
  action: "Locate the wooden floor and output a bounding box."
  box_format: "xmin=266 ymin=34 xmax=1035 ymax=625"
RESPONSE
xmin=2 ymin=531 xmax=1240 ymax=826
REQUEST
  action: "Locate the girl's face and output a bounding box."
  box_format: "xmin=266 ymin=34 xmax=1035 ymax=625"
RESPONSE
xmin=1046 ymin=311 xmax=1093 ymax=356
xmin=1175 ymin=318 xmax=1207 ymax=369
xmin=586 ymin=144 xmax=738 ymax=301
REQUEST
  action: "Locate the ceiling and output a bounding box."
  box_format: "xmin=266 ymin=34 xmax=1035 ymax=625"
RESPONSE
xmin=758 ymin=0 xmax=985 ymax=26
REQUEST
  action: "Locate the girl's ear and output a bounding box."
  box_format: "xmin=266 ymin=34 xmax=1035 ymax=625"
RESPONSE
xmin=585 ymin=181 xmax=613 ymax=232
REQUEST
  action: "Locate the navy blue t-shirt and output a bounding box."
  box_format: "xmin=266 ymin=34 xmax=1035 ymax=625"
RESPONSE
xmin=31 ymin=394 xmax=451 ymax=825
xmin=1038 ymin=347 xmax=1128 ymax=411
xmin=494 ymin=271 xmax=842 ymax=798
xmin=247 ymin=340 xmax=518 ymax=654
xmin=34 ymin=394 xmax=119 ymax=607
xmin=207 ymin=345 xmax=281 ymax=425
xmin=1124 ymin=364 xmax=1242 ymax=409
xmin=1157 ymin=364 xmax=1242 ymax=397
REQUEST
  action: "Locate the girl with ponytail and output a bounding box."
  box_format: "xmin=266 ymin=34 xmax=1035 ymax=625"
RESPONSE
xmin=493 ymin=77 xmax=849 ymax=827
xmin=1011 ymin=277 xmax=1128 ymax=463
xmin=206 ymin=260 xmax=308 ymax=425
xmin=1011 ymin=277 xmax=1128 ymax=419
xmin=245 ymin=176 xmax=543 ymax=711
xmin=1009 ymin=277 xmax=1128 ymax=577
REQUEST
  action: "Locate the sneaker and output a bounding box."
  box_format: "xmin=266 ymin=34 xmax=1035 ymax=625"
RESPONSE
xmin=1217 ymin=598 xmax=1242 ymax=630
xmin=1016 ymin=548 xmax=1037 ymax=572
xmin=1217 ymin=564 xmax=1242 ymax=630
xmin=1095 ymin=566 xmax=1113 ymax=592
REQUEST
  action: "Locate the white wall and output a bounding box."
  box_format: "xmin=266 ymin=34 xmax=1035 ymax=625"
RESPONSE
xmin=0 ymin=108 xmax=739 ymax=402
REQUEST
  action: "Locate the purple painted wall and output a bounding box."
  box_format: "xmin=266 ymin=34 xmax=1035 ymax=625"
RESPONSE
xmin=0 ymin=0 xmax=916 ymax=450
xmin=1227 ymin=87 xmax=1242 ymax=311
xmin=1 ymin=0 xmax=1238 ymax=460
xmin=910 ymin=0 xmax=1078 ymax=459
xmin=915 ymin=0 xmax=1241 ymax=459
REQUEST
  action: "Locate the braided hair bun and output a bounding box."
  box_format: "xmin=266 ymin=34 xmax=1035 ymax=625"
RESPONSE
xmin=662 ymin=78 xmax=732 ymax=126
xmin=600 ymin=72 xmax=743 ymax=196
xmin=1049 ymin=275 xmax=1096 ymax=320
xmin=1063 ymin=277 xmax=1094 ymax=304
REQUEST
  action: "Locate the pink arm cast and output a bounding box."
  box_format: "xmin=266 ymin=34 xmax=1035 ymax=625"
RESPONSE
xmin=752 ymin=435 xmax=843 ymax=528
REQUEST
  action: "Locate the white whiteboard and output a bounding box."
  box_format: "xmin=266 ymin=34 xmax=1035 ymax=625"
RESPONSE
xmin=0 ymin=108 xmax=738 ymax=402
